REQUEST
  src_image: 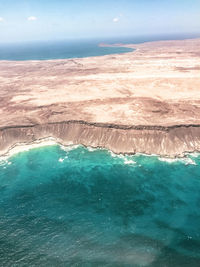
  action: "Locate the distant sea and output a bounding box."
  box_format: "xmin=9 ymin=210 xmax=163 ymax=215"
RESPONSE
xmin=0 ymin=145 xmax=200 ymax=266
xmin=0 ymin=33 xmax=199 ymax=61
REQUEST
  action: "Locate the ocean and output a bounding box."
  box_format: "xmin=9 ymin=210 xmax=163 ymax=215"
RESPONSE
xmin=0 ymin=39 xmax=133 ymax=61
xmin=0 ymin=33 xmax=199 ymax=61
xmin=0 ymin=145 xmax=200 ymax=266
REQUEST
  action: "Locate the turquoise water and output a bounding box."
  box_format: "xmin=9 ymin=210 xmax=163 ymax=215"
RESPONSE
xmin=0 ymin=145 xmax=200 ymax=266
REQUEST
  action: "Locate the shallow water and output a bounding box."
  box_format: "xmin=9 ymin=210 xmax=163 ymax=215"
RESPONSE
xmin=0 ymin=145 xmax=200 ymax=266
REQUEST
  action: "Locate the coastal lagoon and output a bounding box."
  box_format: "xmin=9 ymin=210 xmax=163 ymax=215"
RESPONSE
xmin=0 ymin=145 xmax=200 ymax=266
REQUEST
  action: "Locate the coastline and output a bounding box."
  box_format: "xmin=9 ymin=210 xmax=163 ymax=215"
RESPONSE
xmin=0 ymin=38 xmax=200 ymax=158
xmin=0 ymin=137 xmax=58 ymax=161
xmin=1 ymin=135 xmax=199 ymax=165
xmin=1 ymin=121 xmax=200 ymax=159
xmin=0 ymin=42 xmax=134 ymax=62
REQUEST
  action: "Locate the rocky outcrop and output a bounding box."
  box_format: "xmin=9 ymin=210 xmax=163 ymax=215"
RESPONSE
xmin=1 ymin=121 xmax=200 ymax=157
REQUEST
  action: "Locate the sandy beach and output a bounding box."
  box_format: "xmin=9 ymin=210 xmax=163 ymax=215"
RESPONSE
xmin=0 ymin=38 xmax=200 ymax=157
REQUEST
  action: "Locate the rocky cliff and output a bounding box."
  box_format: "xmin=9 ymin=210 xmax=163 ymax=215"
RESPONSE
xmin=1 ymin=121 xmax=200 ymax=157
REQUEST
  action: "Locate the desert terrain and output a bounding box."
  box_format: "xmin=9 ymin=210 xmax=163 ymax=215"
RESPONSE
xmin=0 ymin=38 xmax=200 ymax=156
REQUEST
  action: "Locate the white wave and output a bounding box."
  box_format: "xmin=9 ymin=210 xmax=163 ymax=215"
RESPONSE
xmin=109 ymin=150 xmax=125 ymax=159
xmin=188 ymin=152 xmax=200 ymax=158
xmin=0 ymin=159 xmax=12 ymax=166
xmin=87 ymin=146 xmax=97 ymax=152
xmin=60 ymin=144 xmax=81 ymax=152
xmin=124 ymin=158 xmax=136 ymax=165
xmin=135 ymin=152 xmax=158 ymax=157
xmin=0 ymin=159 xmax=8 ymax=165
xmin=159 ymin=157 xmax=180 ymax=163
xmin=108 ymin=150 xmax=137 ymax=165
xmin=58 ymin=158 xmax=64 ymax=163
xmin=184 ymin=158 xmax=197 ymax=165
xmin=108 ymin=151 xmax=118 ymax=158
xmin=158 ymin=157 xmax=196 ymax=165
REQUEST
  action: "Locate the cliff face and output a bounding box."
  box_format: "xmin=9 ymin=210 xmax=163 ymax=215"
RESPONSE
xmin=1 ymin=121 xmax=200 ymax=157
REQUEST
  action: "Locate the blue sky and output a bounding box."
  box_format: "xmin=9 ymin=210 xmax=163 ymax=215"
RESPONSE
xmin=0 ymin=0 xmax=200 ymax=42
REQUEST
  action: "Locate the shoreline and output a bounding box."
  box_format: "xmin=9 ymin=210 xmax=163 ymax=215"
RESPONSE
xmin=1 ymin=136 xmax=199 ymax=164
xmin=0 ymin=137 xmax=58 ymax=161
xmin=0 ymin=44 xmax=134 ymax=62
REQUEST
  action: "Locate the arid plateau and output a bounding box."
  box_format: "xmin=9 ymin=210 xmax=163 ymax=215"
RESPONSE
xmin=0 ymin=38 xmax=200 ymax=157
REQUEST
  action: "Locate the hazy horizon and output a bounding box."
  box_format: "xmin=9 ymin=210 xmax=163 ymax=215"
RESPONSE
xmin=0 ymin=32 xmax=199 ymax=46
xmin=0 ymin=0 xmax=200 ymax=43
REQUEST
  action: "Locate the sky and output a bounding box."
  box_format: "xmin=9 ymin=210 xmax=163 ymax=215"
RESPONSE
xmin=0 ymin=0 xmax=200 ymax=43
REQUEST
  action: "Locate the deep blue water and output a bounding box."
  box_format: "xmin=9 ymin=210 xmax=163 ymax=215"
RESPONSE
xmin=0 ymin=145 xmax=200 ymax=266
xmin=0 ymin=33 xmax=199 ymax=61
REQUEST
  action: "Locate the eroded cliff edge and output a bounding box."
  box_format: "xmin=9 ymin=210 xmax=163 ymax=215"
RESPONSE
xmin=0 ymin=38 xmax=200 ymax=157
xmin=1 ymin=121 xmax=200 ymax=157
